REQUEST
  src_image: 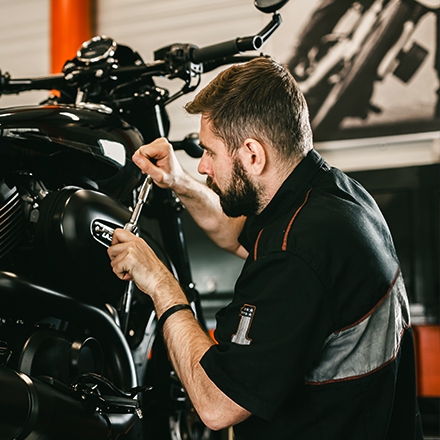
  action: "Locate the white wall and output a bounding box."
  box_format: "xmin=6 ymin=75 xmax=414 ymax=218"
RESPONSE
xmin=94 ymin=0 xmax=440 ymax=172
xmin=0 ymin=0 xmax=50 ymax=107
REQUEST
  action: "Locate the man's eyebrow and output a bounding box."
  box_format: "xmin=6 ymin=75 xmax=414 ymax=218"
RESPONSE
xmin=198 ymin=141 xmax=209 ymax=151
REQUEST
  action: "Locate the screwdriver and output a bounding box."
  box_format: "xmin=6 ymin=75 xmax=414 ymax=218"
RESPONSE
xmin=120 ymin=175 xmax=154 ymax=335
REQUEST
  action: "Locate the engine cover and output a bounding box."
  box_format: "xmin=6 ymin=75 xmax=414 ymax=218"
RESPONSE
xmin=33 ymin=187 xmax=167 ymax=305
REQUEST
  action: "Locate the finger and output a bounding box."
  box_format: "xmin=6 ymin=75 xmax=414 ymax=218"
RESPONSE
xmin=135 ymin=138 xmax=170 ymax=165
xmin=108 ymin=247 xmax=133 ymax=280
xmin=132 ymin=152 xmax=154 ymax=174
xmin=122 ymin=272 xmax=133 ymax=281
xmin=137 ymin=137 xmax=171 ymax=158
xmin=111 ymin=228 xmax=137 ymax=246
xmin=107 ymin=243 xmax=122 ymax=260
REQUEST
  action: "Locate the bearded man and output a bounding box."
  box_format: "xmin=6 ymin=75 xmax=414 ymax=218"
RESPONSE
xmin=108 ymin=57 xmax=423 ymax=440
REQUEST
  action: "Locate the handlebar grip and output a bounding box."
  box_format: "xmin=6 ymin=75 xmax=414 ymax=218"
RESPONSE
xmin=0 ymin=74 xmax=66 ymax=95
xmin=190 ymin=36 xmax=263 ymax=64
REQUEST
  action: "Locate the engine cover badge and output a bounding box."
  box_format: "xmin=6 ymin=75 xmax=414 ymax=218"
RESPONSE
xmin=91 ymin=219 xmax=119 ymax=248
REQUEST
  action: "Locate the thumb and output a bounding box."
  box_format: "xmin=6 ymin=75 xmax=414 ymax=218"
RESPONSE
xmin=132 ymin=152 xmax=151 ymax=173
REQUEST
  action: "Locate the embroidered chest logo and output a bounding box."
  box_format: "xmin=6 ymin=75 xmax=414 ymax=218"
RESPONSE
xmin=231 ymin=304 xmax=256 ymax=345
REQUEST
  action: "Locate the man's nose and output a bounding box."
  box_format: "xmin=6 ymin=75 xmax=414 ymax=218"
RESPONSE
xmin=197 ymin=151 xmax=210 ymax=176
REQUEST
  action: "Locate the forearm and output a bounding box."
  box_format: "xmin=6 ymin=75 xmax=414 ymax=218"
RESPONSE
xmin=173 ymin=171 xmax=248 ymax=258
xmin=161 ymin=308 xmax=251 ymax=430
xmin=149 ymin=273 xmax=251 ymax=429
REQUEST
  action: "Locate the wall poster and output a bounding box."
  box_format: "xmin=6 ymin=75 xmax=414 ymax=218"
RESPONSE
xmin=278 ymin=0 xmax=439 ymax=142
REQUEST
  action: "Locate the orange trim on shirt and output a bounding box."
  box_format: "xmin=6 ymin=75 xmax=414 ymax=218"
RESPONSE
xmin=282 ymin=189 xmax=312 ymax=251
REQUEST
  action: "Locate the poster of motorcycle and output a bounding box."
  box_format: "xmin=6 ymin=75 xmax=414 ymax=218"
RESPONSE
xmin=275 ymin=0 xmax=440 ymax=142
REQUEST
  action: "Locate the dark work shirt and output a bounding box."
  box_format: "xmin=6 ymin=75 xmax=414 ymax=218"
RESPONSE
xmin=200 ymin=149 xmax=423 ymax=439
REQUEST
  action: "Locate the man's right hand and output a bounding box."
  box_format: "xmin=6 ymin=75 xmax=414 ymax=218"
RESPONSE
xmin=132 ymin=137 xmax=189 ymax=192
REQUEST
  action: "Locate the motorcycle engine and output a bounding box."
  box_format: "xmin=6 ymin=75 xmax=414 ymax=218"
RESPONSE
xmin=0 ymin=170 xmax=170 ymax=309
xmin=0 ymin=170 xmax=129 ymax=304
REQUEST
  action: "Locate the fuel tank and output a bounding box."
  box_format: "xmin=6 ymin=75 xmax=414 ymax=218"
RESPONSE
xmin=0 ymin=104 xmax=144 ymax=201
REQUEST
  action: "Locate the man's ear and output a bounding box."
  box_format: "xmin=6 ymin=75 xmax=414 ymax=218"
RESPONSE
xmin=238 ymin=138 xmax=267 ymax=176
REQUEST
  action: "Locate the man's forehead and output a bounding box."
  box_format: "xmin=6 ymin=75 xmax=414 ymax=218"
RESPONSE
xmin=200 ymin=114 xmax=212 ymax=132
xmin=199 ymin=117 xmax=219 ymax=148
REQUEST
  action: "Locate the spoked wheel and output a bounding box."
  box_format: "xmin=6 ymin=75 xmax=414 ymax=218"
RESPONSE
xmin=169 ymin=404 xmax=213 ymax=440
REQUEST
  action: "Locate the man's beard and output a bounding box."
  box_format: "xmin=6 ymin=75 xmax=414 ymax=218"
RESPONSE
xmin=206 ymin=158 xmax=261 ymax=218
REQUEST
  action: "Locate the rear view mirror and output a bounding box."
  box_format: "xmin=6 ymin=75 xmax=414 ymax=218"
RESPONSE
xmin=254 ymin=0 xmax=290 ymax=13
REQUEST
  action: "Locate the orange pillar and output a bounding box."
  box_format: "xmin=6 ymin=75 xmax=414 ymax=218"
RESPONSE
xmin=413 ymin=324 xmax=440 ymax=397
xmin=51 ymin=0 xmax=94 ymax=73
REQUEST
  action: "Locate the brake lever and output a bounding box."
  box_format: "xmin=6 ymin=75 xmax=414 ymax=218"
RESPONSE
xmin=69 ymin=373 xmax=152 ymax=419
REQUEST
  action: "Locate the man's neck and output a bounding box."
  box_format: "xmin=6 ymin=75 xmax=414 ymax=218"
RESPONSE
xmin=256 ymin=149 xmax=310 ymax=214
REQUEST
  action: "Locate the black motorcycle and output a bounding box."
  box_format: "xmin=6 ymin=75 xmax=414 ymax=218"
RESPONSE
xmin=0 ymin=1 xmax=290 ymax=438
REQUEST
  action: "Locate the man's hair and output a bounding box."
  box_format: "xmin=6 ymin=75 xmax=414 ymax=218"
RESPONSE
xmin=184 ymin=56 xmax=313 ymax=161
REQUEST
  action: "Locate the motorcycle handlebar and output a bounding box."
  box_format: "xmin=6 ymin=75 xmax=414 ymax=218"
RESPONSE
xmin=0 ymin=71 xmax=68 ymax=95
xmin=0 ymin=13 xmax=282 ymax=97
xmin=190 ymin=12 xmax=281 ymax=64
xmin=190 ymin=36 xmax=263 ymax=64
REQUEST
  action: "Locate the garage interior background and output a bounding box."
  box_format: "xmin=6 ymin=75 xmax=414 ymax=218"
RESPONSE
xmin=0 ymin=0 xmax=438 ymax=432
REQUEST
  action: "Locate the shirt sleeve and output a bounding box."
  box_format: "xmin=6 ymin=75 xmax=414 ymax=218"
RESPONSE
xmin=200 ymin=251 xmax=333 ymax=421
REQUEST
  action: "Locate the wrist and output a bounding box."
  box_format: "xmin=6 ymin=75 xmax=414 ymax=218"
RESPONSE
xmin=172 ymin=170 xmax=200 ymax=198
xmin=157 ymin=303 xmax=194 ymax=330
xmin=151 ymin=276 xmax=189 ymax=315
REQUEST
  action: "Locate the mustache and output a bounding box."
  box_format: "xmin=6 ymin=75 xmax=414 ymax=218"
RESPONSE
xmin=206 ymin=176 xmax=221 ymax=195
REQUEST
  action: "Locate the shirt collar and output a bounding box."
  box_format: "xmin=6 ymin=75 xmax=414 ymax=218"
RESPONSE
xmin=243 ymin=148 xmax=327 ymax=245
